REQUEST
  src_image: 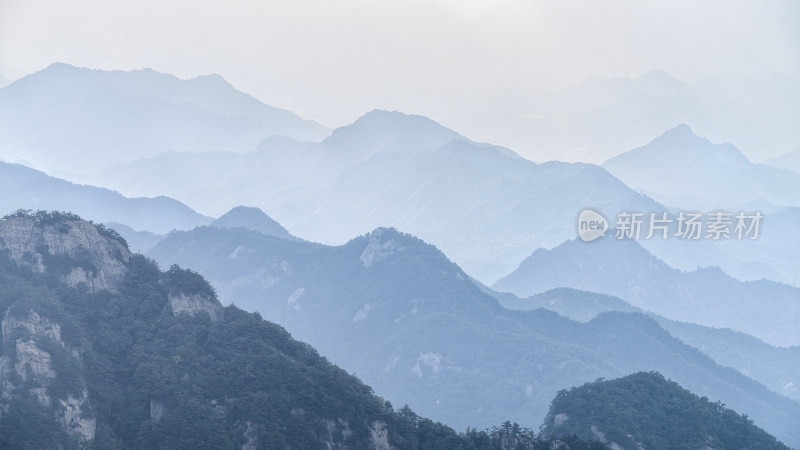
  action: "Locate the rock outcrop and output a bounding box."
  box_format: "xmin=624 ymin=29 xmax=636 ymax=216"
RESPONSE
xmin=0 ymin=213 xmax=130 ymax=292
xmin=1 ymin=306 xmax=96 ymax=443
xmin=168 ymin=292 xmax=223 ymax=322
xmin=359 ymin=228 xmax=406 ymax=268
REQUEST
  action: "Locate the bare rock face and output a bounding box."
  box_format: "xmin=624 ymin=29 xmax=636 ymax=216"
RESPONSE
xmin=168 ymin=292 xmax=223 ymax=322
xmin=2 ymin=308 xmax=63 ymax=346
xmin=368 ymin=421 xmax=392 ymax=450
xmin=57 ymin=391 xmax=96 ymax=442
xmin=150 ymin=399 xmax=166 ymax=423
xmin=0 ymin=215 xmax=130 ymax=292
xmin=0 ymin=306 xmax=96 ymax=442
xmin=359 ymin=229 xmax=405 ymax=268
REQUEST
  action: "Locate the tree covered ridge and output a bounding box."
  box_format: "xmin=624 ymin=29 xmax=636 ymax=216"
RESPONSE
xmin=0 ymin=212 xmax=607 ymax=449
xmin=541 ymin=371 xmax=789 ymax=449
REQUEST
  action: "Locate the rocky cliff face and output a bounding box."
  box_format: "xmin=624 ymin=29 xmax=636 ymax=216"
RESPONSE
xmin=168 ymin=292 xmax=223 ymax=322
xmin=0 ymin=214 xmax=131 ymax=292
xmin=0 ymin=212 xmax=126 ymax=445
xmin=1 ymin=307 xmax=95 ymax=443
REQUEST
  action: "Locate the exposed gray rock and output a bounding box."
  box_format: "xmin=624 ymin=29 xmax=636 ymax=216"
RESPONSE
xmin=241 ymin=420 xmax=258 ymax=450
xmin=15 ymin=339 xmax=56 ymax=383
xmin=360 ymin=231 xmax=405 ymax=268
xmin=1 ymin=305 xmax=95 ymax=442
xmin=368 ymin=421 xmax=392 ymax=450
xmin=56 ymin=391 xmax=96 ymax=442
xmin=0 ymin=216 xmax=130 ymax=292
xmin=2 ymin=308 xmax=63 ymax=345
xmin=0 ymin=355 xmax=13 ymax=413
xmin=150 ymin=400 xmax=165 ymax=423
xmin=168 ymin=292 xmax=223 ymax=322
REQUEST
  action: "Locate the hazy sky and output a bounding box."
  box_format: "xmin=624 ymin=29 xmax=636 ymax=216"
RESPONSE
xmin=1 ymin=0 xmax=798 ymax=128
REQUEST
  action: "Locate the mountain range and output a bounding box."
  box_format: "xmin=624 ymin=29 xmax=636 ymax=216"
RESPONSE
xmin=482 ymin=285 xmax=800 ymax=406
xmin=9 ymin=64 xmax=793 ymax=288
xmin=460 ymin=70 xmax=800 ymax=164
xmin=0 ymin=210 xmax=628 ymax=449
xmin=8 ymin=211 xmax=786 ymax=448
xmin=603 ymin=124 xmax=800 ymax=208
xmin=145 ymin=219 xmax=800 ymax=447
xmin=635 ymin=205 xmax=800 ymax=287
xmin=80 ymin=108 xmax=659 ymax=283
xmin=492 ymin=236 xmax=800 ymax=347
xmin=766 ymin=148 xmax=800 ymax=176
xmin=0 ymin=161 xmax=211 ymax=234
xmin=0 ymin=63 xmax=329 ymax=176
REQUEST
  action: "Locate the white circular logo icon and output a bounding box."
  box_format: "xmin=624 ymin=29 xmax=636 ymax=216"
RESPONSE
xmin=577 ymin=209 xmax=608 ymax=242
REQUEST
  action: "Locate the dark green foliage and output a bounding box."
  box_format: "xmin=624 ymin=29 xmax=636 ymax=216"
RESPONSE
xmin=2 ymin=209 xmax=84 ymax=225
xmin=541 ymin=372 xmax=789 ymax=449
xmin=164 ymin=264 xmax=216 ymax=298
xmin=145 ymin=223 xmax=800 ymax=449
xmin=0 ymin=223 xmax=612 ymax=449
xmin=93 ymin=222 xmax=129 ymax=249
xmin=0 ymin=395 xmax=68 ymax=449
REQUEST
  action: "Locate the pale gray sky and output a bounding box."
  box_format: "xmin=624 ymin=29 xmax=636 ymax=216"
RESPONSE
xmin=1 ymin=0 xmax=798 ymax=128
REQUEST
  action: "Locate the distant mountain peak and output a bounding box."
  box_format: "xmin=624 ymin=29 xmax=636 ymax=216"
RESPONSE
xmin=323 ymin=109 xmax=463 ymax=154
xmin=604 ymin=124 xmax=749 ymax=167
xmin=44 ymin=61 xmax=77 ymax=71
xmin=359 ymin=227 xmax=427 ymax=248
xmin=345 ymin=109 xmax=458 ymax=135
xmin=359 ymin=228 xmax=408 ymax=268
xmin=663 ymin=122 xmax=699 ymax=136
xmin=634 ymin=69 xmax=681 ymax=84
xmin=0 ymin=63 xmax=330 ymax=174
xmin=211 ymin=206 xmax=293 ymax=240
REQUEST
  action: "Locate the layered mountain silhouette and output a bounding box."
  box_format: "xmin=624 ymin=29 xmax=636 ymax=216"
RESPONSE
xmin=481 ymin=285 xmax=800 ymax=406
xmin=633 ymin=203 xmax=800 ymax=289
xmin=147 ymin=222 xmax=800 ymax=447
xmin=466 ymin=70 xmax=800 ymax=164
xmin=211 ymin=206 xmax=296 ymax=240
xmin=0 ymin=63 xmax=329 ymax=175
xmin=87 ymin=110 xmax=661 ymax=283
xmin=603 ymin=124 xmax=800 ymax=208
xmin=3 ymin=211 xmax=626 ymax=449
xmin=493 ymin=236 xmax=800 ymax=347
xmin=0 ymin=161 xmax=210 ymax=234
xmin=766 ymin=148 xmax=800 ymax=175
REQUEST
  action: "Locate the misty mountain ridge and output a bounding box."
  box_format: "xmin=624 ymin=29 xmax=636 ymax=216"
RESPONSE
xmin=481 ymin=284 xmax=800 ymax=406
xmin=0 ymin=161 xmax=211 ymax=234
xmin=493 ymin=236 xmax=800 ymax=347
xmin=765 ymin=148 xmax=800 ymax=175
xmin=0 ymin=63 xmax=329 ymax=175
xmin=469 ymin=70 xmax=799 ymax=164
xmin=603 ymin=124 xmax=800 ymax=208
xmin=84 ymin=108 xmax=661 ymax=283
xmin=210 ymin=206 xmax=296 ymax=241
xmin=146 ymin=221 xmax=800 ymax=447
xmin=1 ymin=211 xmax=628 ymax=449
